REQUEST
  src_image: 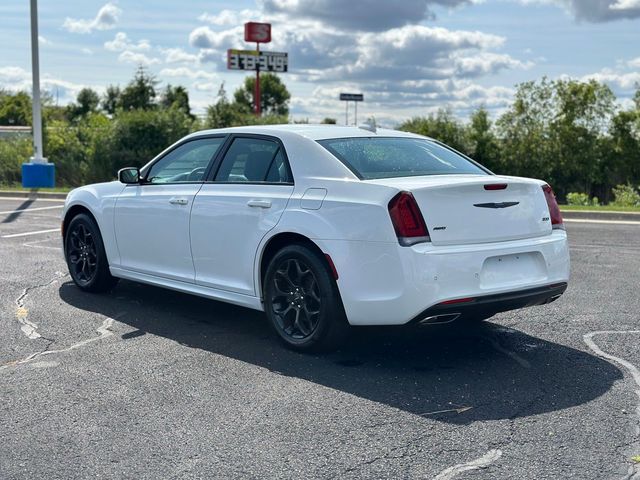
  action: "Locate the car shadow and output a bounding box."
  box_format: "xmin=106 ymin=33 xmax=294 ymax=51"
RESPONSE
xmin=58 ymin=279 xmax=621 ymax=424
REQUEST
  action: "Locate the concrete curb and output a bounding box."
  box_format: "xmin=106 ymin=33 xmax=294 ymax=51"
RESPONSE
xmin=561 ymin=209 xmax=640 ymax=222
xmin=0 ymin=190 xmax=68 ymax=200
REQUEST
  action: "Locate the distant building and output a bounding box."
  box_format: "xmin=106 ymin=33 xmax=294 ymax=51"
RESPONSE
xmin=0 ymin=126 xmax=32 ymax=139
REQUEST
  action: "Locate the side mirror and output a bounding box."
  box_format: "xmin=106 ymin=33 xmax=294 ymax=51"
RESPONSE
xmin=118 ymin=167 xmax=140 ymax=184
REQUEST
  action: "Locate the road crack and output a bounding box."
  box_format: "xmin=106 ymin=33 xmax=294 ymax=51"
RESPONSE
xmin=0 ymin=313 xmax=125 ymax=371
xmin=14 ymin=271 xmax=67 ymax=340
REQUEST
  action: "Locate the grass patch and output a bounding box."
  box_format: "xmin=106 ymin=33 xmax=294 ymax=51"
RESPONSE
xmin=0 ymin=183 xmax=72 ymax=194
xmin=560 ymin=204 xmax=640 ymax=213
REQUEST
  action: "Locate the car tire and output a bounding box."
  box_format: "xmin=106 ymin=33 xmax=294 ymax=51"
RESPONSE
xmin=64 ymin=213 xmax=118 ymax=293
xmin=263 ymin=244 xmax=349 ymax=352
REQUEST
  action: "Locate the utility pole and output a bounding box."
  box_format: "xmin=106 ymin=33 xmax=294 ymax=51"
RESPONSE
xmin=22 ymin=0 xmax=54 ymax=187
xmin=30 ymin=0 xmax=43 ymax=162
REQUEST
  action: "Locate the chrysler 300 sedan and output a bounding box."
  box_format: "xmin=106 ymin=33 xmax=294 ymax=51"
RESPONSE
xmin=62 ymin=125 xmax=570 ymax=351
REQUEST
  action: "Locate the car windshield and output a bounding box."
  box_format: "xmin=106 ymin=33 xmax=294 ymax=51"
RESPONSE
xmin=318 ymin=137 xmax=487 ymax=180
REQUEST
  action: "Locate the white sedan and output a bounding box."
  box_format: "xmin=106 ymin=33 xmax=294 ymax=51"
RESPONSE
xmin=62 ymin=125 xmax=570 ymax=351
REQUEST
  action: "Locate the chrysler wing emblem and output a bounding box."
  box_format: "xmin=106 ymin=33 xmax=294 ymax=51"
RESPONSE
xmin=473 ymin=201 xmax=520 ymax=209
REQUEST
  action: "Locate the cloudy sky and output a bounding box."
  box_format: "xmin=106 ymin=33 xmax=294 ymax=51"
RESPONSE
xmin=1 ymin=0 xmax=639 ymax=125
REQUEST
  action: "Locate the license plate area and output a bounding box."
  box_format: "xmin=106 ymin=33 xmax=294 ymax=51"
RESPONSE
xmin=479 ymin=252 xmax=547 ymax=289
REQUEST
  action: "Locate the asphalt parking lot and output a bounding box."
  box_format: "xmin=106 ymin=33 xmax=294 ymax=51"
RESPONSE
xmin=1 ymin=196 xmax=639 ymax=479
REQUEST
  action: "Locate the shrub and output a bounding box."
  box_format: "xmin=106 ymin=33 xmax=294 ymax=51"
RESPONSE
xmin=611 ymin=184 xmax=640 ymax=207
xmin=566 ymin=192 xmax=590 ymax=206
xmin=0 ymin=137 xmax=32 ymax=185
xmin=565 ymin=192 xmax=600 ymax=207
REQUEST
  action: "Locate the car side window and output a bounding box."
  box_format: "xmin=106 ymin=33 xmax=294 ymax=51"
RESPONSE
xmin=146 ymin=138 xmax=224 ymax=184
xmin=214 ymin=137 xmax=291 ymax=183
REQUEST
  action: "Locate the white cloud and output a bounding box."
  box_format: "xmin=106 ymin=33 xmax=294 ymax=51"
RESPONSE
xmin=161 ymin=48 xmax=199 ymax=64
xmin=38 ymin=36 xmax=51 ymax=46
xmin=610 ymin=0 xmax=640 ymax=9
xmin=517 ymin=0 xmax=640 ymax=22
xmin=193 ymin=81 xmax=220 ymax=92
xmin=105 ymin=32 xmax=151 ymax=52
xmin=118 ymin=51 xmax=160 ymax=66
xmin=453 ymin=52 xmax=534 ymax=77
xmin=189 ymin=25 xmax=244 ymax=50
xmin=0 ymin=66 xmax=30 ymax=83
xmin=628 ymin=57 xmax=640 ymax=68
xmin=82 ymin=48 xmax=94 ymax=55
xmin=581 ymin=69 xmax=640 ymax=90
xmin=261 ymin=0 xmax=476 ymax=31
xmin=198 ymin=9 xmax=256 ymax=26
xmin=159 ymin=67 xmax=217 ymax=80
xmin=0 ymin=66 xmax=97 ymax=105
xmin=185 ymin=7 xmax=530 ymax=118
xmin=63 ymin=2 xmax=122 ymax=33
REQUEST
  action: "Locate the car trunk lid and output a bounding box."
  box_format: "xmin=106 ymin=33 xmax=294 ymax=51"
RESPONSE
xmin=370 ymin=175 xmax=552 ymax=246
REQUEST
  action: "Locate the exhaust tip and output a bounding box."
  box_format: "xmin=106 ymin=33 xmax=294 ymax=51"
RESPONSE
xmin=418 ymin=313 xmax=461 ymax=325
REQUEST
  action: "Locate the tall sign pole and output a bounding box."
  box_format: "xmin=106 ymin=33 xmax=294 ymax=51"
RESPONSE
xmin=243 ymin=22 xmax=271 ymax=117
xmin=22 ymin=0 xmax=54 ymax=187
xmin=30 ymin=0 xmax=43 ymax=162
xmin=339 ymin=93 xmax=364 ymax=125
xmin=255 ymin=42 xmax=260 ymax=116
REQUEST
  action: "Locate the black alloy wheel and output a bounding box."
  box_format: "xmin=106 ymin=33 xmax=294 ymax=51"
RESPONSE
xmin=264 ymin=244 xmax=349 ymax=352
xmin=270 ymin=258 xmax=322 ymax=339
xmin=64 ymin=213 xmax=118 ymax=292
xmin=67 ymin=222 xmax=98 ymax=285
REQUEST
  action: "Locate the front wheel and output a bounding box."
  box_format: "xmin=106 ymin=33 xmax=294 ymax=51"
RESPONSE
xmin=263 ymin=244 xmax=349 ymax=352
xmin=64 ymin=213 xmax=118 ymax=293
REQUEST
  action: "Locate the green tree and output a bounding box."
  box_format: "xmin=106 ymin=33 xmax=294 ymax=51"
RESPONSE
xmin=161 ymin=84 xmax=193 ymax=119
xmin=496 ymin=78 xmax=616 ymax=199
xmin=205 ymin=83 xmax=249 ymax=128
xmin=99 ymin=107 xmax=194 ymax=179
xmin=321 ymin=117 xmax=337 ymax=124
xmin=120 ymin=67 xmax=158 ymax=111
xmin=0 ymin=91 xmax=32 ymax=126
xmin=66 ymin=88 xmax=100 ymax=121
xmin=233 ymin=73 xmax=291 ymax=116
xmin=102 ymin=85 xmax=121 ymax=115
xmin=467 ymin=107 xmax=501 ymax=172
xmin=398 ymin=109 xmax=469 ymax=153
xmin=609 ymin=93 xmax=640 ymax=192
xmin=495 ymin=78 xmax=556 ymax=183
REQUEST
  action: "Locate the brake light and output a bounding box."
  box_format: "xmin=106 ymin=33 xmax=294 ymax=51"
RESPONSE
xmin=542 ymin=184 xmax=564 ymax=230
xmin=388 ymin=192 xmax=430 ymax=246
xmin=484 ymin=183 xmax=508 ymax=190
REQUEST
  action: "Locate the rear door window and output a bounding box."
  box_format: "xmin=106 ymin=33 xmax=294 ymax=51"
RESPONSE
xmin=214 ymin=137 xmax=292 ymax=183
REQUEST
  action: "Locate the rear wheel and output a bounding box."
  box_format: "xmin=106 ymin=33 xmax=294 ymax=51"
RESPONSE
xmin=264 ymin=244 xmax=349 ymax=352
xmin=64 ymin=213 xmax=118 ymax=293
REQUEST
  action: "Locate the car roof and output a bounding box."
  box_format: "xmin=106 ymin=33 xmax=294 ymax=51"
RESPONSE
xmin=189 ymin=124 xmax=430 ymax=141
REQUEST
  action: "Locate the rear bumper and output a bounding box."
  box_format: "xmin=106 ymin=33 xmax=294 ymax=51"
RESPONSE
xmin=410 ymin=282 xmax=567 ymax=325
xmin=318 ymin=230 xmax=570 ymax=326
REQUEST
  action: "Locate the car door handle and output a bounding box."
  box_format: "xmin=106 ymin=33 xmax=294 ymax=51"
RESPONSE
xmin=247 ymin=199 xmax=272 ymax=208
xmin=169 ymin=197 xmax=189 ymax=205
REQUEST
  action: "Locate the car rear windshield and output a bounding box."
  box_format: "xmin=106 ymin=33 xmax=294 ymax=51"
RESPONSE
xmin=317 ymin=137 xmax=488 ymax=180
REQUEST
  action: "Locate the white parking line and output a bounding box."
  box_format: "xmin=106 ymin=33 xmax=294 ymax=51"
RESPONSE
xmin=2 ymin=228 xmax=60 ymax=238
xmin=564 ymin=218 xmax=640 ymax=226
xmin=583 ymin=330 xmax=640 ymax=478
xmin=0 ymin=205 xmax=63 ymax=215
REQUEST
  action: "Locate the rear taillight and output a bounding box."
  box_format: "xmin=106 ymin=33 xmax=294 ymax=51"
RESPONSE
xmin=388 ymin=192 xmax=430 ymax=246
xmin=542 ymin=184 xmax=564 ymax=230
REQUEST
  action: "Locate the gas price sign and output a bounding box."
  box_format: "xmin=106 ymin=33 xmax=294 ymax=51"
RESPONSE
xmin=227 ymin=50 xmax=288 ymax=72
